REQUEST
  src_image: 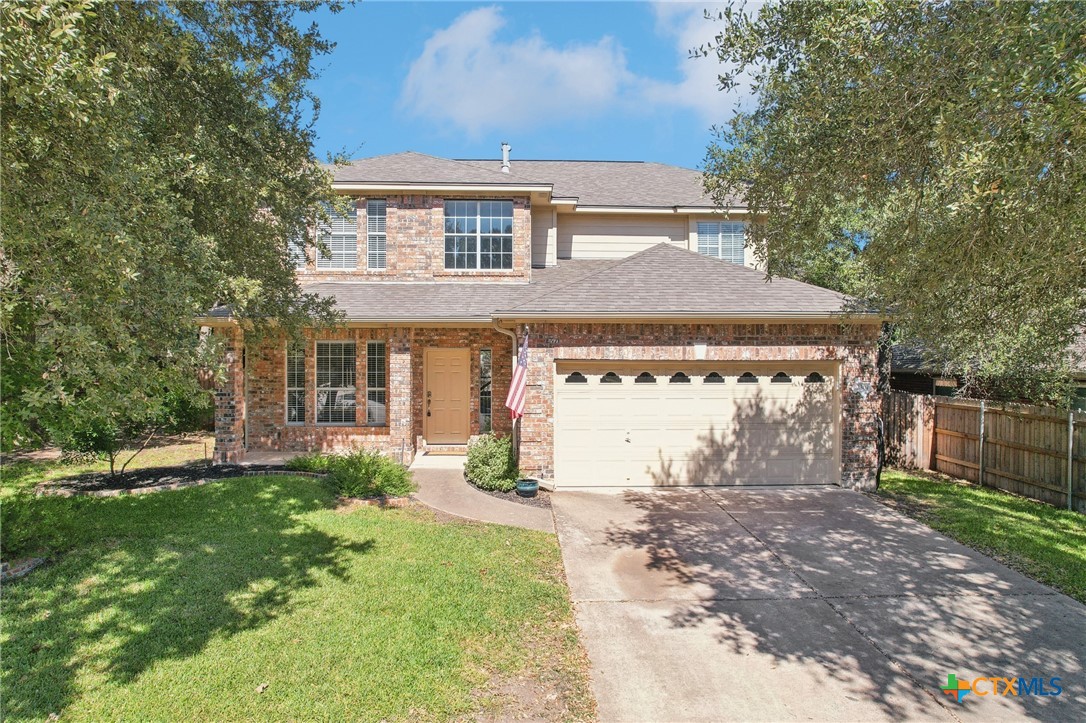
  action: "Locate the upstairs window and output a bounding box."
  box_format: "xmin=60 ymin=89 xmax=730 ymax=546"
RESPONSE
xmin=287 ymin=234 xmax=307 ymax=270
xmin=697 ymin=221 xmax=746 ymax=264
xmin=366 ymin=199 xmax=387 ymax=270
xmin=444 ymin=200 xmax=514 ymax=270
xmin=317 ymin=202 xmax=358 ymax=270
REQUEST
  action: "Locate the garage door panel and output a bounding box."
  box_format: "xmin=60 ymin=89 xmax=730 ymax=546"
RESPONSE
xmin=555 ymin=363 xmax=839 ymax=488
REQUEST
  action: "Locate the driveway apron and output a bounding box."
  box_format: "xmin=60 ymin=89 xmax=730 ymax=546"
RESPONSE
xmin=553 ymin=487 xmax=1086 ymax=722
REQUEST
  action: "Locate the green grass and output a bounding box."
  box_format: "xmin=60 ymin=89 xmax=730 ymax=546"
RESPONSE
xmin=1 ymin=474 xmax=594 ymax=721
xmin=877 ymin=469 xmax=1086 ymax=603
xmin=1 ymin=433 xmax=215 ymax=495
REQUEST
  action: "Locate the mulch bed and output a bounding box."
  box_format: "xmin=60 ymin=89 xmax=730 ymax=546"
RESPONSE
xmin=476 ymin=486 xmax=552 ymax=509
xmin=38 ymin=463 xmax=286 ymax=496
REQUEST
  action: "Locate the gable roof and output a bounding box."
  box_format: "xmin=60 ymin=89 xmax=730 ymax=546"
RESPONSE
xmin=457 ymin=159 xmax=738 ymax=208
xmin=330 ymin=151 xmax=743 ymax=209
xmin=496 ymin=243 xmax=856 ymax=319
xmin=333 ymin=151 xmax=548 ymax=187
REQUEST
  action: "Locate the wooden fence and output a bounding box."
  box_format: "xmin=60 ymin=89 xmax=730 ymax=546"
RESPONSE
xmin=883 ymin=391 xmax=1086 ymax=513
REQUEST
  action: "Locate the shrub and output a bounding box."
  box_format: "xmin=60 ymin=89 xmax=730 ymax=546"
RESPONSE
xmin=287 ymin=449 xmax=415 ymax=498
xmin=285 ymin=451 xmax=333 ymax=473
xmin=465 ymin=434 xmax=519 ymax=492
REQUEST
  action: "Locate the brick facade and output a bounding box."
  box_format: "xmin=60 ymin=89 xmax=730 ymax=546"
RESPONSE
xmin=215 ymin=326 xmax=514 ymax=466
xmin=215 ymin=321 xmax=881 ymax=490
xmin=515 ymin=322 xmax=882 ymax=490
xmin=297 ymin=195 xmax=532 ymax=283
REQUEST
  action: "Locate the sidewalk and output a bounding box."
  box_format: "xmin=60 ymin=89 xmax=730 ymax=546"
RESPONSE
xmin=409 ymin=454 xmax=555 ymax=533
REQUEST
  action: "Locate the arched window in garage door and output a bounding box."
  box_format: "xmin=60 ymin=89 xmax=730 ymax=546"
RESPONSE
xmin=805 ymin=372 xmax=826 ymax=383
xmin=737 ymin=372 xmax=758 ymax=383
xmin=771 ymin=372 xmax=792 ymax=383
xmin=565 ymin=372 xmax=587 ymax=384
xmin=669 ymin=372 xmax=691 ymax=383
xmin=635 ymin=372 xmax=657 ymax=384
xmin=601 ymin=372 xmax=622 ymax=384
xmin=704 ymin=372 xmax=725 ymax=383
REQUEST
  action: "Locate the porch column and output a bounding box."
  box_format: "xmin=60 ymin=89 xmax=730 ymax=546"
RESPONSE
xmin=214 ymin=326 xmax=246 ymax=463
xmin=388 ymin=327 xmax=415 ymax=465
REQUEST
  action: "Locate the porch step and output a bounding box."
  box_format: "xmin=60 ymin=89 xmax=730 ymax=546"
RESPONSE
xmin=421 ymin=443 xmax=469 ymax=456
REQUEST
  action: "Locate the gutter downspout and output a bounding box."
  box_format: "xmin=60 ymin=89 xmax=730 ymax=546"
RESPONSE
xmin=493 ymin=321 xmax=519 ymax=460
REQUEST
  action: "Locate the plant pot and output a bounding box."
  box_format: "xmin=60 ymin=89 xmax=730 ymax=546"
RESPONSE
xmin=515 ymin=478 xmax=540 ymax=498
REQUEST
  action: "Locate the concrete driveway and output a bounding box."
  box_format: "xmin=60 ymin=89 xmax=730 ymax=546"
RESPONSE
xmin=553 ymin=487 xmax=1086 ymax=722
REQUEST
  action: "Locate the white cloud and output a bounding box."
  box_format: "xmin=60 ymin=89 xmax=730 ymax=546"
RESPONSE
xmin=643 ymin=2 xmax=760 ymax=123
xmin=399 ymin=6 xmax=633 ymax=137
xmin=398 ymin=4 xmax=760 ymax=136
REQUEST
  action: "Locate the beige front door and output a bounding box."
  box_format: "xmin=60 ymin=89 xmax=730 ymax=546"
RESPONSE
xmin=554 ymin=362 xmax=840 ymax=488
xmin=424 ymin=348 xmax=471 ymax=444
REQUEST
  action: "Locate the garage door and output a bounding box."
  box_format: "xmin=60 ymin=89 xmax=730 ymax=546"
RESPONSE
xmin=554 ymin=362 xmax=839 ymax=488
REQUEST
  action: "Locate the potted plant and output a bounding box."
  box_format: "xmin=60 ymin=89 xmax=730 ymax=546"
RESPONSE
xmin=516 ymin=477 xmax=540 ymax=498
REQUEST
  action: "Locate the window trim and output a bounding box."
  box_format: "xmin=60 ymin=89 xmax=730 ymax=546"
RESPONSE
xmin=366 ymin=340 xmax=387 ymax=426
xmin=315 ymin=340 xmax=357 ymax=426
xmin=443 ymin=199 xmax=515 ymax=271
xmin=366 ymin=199 xmax=387 ymax=270
xmin=316 ymin=201 xmax=359 ymax=271
xmin=479 ymin=348 xmax=492 ymax=433
xmin=696 ymin=220 xmax=746 ymax=264
xmin=285 ymin=342 xmax=306 ymax=426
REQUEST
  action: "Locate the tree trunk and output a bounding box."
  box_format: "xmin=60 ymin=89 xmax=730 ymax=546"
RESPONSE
xmin=874 ymin=323 xmax=895 ymax=490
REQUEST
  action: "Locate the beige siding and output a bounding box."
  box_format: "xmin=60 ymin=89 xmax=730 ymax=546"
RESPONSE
xmin=556 ymin=213 xmax=687 ymax=259
xmin=530 ymin=206 xmax=557 ymax=267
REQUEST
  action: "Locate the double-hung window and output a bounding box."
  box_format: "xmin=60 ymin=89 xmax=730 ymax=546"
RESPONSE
xmin=696 ymin=221 xmax=746 ymax=264
xmin=444 ymin=200 xmax=514 ymax=269
xmin=316 ymin=341 xmax=356 ymax=424
xmin=366 ymin=200 xmax=387 ymax=270
xmin=479 ymin=349 xmax=492 ymax=433
xmin=366 ymin=341 xmax=386 ymax=425
xmin=287 ymin=234 xmax=307 ymax=270
xmin=316 ymin=202 xmax=358 ymax=270
xmin=286 ymin=344 xmax=305 ymax=425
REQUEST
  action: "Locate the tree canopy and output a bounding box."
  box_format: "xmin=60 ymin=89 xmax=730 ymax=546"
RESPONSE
xmin=702 ymin=0 xmax=1086 ymax=403
xmin=1 ymin=0 xmax=343 ymax=449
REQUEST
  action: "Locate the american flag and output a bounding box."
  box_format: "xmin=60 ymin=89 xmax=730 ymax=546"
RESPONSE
xmin=505 ymin=330 xmax=529 ymax=419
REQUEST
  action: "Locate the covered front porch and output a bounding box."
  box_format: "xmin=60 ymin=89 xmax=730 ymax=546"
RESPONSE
xmin=212 ymin=325 xmax=514 ymax=465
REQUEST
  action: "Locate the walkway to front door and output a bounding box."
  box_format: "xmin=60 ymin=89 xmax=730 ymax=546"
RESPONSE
xmin=424 ymin=348 xmax=470 ymax=444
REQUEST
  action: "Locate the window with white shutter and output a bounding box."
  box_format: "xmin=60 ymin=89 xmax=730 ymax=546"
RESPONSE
xmin=366 ymin=200 xmax=386 ymax=270
xmin=316 ymin=202 xmax=358 ymax=270
xmin=696 ymin=221 xmax=746 ymax=264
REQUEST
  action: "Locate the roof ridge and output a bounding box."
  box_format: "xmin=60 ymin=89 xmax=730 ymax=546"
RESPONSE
xmin=347 ymin=151 xmax=528 ymax=181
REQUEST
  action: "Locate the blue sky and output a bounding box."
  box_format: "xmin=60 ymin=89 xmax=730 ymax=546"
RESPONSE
xmin=301 ymin=2 xmax=754 ymax=169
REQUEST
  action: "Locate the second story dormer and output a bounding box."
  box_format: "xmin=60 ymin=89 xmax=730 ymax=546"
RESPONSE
xmin=291 ymin=147 xmax=752 ymax=284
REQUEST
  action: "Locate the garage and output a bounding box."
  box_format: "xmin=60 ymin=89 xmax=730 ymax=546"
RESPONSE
xmin=553 ymin=362 xmax=840 ymax=488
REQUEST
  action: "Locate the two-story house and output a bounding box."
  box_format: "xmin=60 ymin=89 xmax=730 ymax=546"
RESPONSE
xmin=204 ymin=147 xmax=883 ymax=490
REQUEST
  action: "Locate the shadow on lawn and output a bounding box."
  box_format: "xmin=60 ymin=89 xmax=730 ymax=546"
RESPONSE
xmin=1 ymin=477 xmax=372 ymax=720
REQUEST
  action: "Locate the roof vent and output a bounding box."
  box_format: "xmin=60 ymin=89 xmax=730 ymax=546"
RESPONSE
xmin=500 ymin=141 xmax=511 ymax=173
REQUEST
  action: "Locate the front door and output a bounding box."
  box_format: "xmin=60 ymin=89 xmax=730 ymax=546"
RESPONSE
xmin=424 ymin=348 xmax=471 ymax=444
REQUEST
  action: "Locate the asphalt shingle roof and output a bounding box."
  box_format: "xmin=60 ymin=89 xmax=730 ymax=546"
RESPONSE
xmin=274 ymin=244 xmax=858 ymax=322
xmin=330 ymin=152 xmax=743 ymax=209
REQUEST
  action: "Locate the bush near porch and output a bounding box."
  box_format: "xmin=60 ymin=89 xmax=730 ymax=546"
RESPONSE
xmin=0 ymin=472 xmax=595 ymax=721
xmin=876 ymin=469 xmax=1086 ymax=604
xmin=465 ymin=434 xmax=519 ymax=492
xmin=286 ymin=448 xmax=415 ymax=498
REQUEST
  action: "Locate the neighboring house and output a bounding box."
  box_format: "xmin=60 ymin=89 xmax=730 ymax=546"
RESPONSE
xmin=204 ymin=148 xmax=883 ymax=489
xmin=890 ymin=338 xmax=1086 ymax=411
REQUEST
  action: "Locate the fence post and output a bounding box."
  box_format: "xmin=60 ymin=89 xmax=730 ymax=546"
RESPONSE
xmin=978 ymin=401 xmax=986 ymax=486
xmin=1069 ymin=410 xmax=1075 ymax=512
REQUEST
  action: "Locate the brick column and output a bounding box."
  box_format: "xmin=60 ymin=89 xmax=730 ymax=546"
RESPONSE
xmin=214 ymin=326 xmax=246 ymax=463
xmin=388 ymin=327 xmax=415 ymax=465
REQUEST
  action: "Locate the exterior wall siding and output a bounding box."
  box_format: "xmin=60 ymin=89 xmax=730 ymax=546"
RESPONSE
xmin=556 ymin=213 xmax=687 ymax=260
xmin=298 ymin=195 xmax=532 ymax=283
xmin=516 ymin=322 xmax=882 ymax=490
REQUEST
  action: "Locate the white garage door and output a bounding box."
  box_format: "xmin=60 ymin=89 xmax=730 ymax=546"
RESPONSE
xmin=554 ymin=362 xmax=839 ymax=488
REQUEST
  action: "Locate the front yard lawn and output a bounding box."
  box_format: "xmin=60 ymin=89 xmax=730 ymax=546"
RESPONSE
xmin=876 ymin=469 xmax=1086 ymax=604
xmin=1 ymin=475 xmax=594 ymax=721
